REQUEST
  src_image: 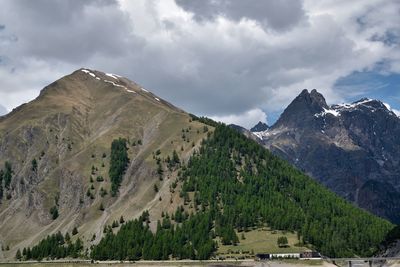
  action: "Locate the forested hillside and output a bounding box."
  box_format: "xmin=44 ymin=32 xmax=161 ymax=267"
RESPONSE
xmin=180 ymin=123 xmax=393 ymax=257
xmin=90 ymin=122 xmax=393 ymax=259
xmin=20 ymin=122 xmax=394 ymax=260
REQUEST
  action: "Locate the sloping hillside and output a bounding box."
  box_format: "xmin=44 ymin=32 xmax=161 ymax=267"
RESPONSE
xmin=87 ymin=122 xmax=393 ymax=260
xmin=0 ymin=69 xmax=209 ymax=259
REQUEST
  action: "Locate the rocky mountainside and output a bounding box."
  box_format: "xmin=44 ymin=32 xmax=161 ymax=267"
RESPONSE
xmin=0 ymin=69 xmax=209 ymax=259
xmin=252 ymin=89 xmax=400 ymax=223
xmin=250 ymin=121 xmax=269 ymax=132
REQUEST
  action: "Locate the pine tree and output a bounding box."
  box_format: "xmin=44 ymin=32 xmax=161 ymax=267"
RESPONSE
xmin=15 ymin=249 xmax=21 ymax=260
xmin=277 ymin=236 xmax=288 ymax=247
xmin=3 ymin=161 xmax=12 ymax=189
xmin=50 ymin=206 xmax=59 ymax=220
xmin=65 ymin=232 xmax=71 ymax=243
xmin=72 ymin=227 xmax=78 ymax=236
xmin=31 ymin=159 xmax=38 ymax=172
xmin=109 ymin=138 xmax=129 ymax=196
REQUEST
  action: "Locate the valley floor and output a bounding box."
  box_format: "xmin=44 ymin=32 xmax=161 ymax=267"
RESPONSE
xmin=0 ymin=259 xmax=337 ymax=267
xmin=3 ymin=260 xmax=400 ymax=267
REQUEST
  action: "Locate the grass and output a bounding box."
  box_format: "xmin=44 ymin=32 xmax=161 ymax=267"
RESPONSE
xmin=216 ymin=228 xmax=310 ymax=257
xmin=277 ymin=259 xmax=325 ymax=265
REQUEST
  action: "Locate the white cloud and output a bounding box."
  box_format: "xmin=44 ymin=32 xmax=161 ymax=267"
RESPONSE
xmin=0 ymin=0 xmax=399 ymax=127
xmin=0 ymin=104 xmax=7 ymax=116
xmin=211 ymin=108 xmax=267 ymax=129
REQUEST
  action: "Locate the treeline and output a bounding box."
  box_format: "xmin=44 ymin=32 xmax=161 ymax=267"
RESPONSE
xmin=17 ymin=231 xmax=83 ymax=260
xmin=109 ymin=138 xmax=129 ymax=196
xmin=91 ymin=211 xmax=216 ymax=260
xmin=180 ymin=124 xmax=393 ymax=257
xmin=189 ymin=114 xmax=219 ymax=127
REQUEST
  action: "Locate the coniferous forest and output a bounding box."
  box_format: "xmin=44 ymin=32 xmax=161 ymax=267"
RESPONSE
xmin=20 ymin=121 xmax=394 ymax=261
xmin=179 ymin=123 xmax=392 ymax=257
xmin=90 ymin=122 xmax=392 ymax=259
xmin=19 ymin=232 xmax=83 ymax=260
xmin=109 ymin=138 xmax=129 ymax=196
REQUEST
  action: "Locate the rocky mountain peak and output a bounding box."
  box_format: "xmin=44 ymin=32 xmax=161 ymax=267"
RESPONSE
xmin=250 ymin=121 xmax=269 ymax=132
xmin=256 ymin=88 xmax=400 ymax=223
xmin=273 ymin=89 xmax=328 ymax=128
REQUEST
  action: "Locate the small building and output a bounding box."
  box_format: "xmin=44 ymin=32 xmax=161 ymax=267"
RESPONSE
xmin=270 ymin=253 xmax=301 ymax=259
xmin=255 ymin=251 xmax=321 ymax=261
xmin=300 ymin=252 xmax=322 ymax=259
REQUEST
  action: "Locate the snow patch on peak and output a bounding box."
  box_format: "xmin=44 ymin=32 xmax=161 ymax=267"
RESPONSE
xmin=154 ymin=97 xmax=160 ymax=102
xmin=383 ymin=102 xmax=391 ymax=110
xmin=393 ymin=109 xmax=400 ymax=118
xmin=253 ymin=130 xmax=271 ymax=140
xmin=383 ymin=103 xmax=400 ymax=118
xmin=141 ymin=88 xmax=149 ymax=93
xmin=103 ymin=79 xmax=127 ymax=89
xmin=323 ymin=108 xmax=340 ymax=117
xmin=354 ymin=98 xmax=373 ymax=105
xmin=334 ymin=98 xmax=375 ymax=110
xmin=315 ymin=108 xmax=341 ymax=118
xmin=81 ymin=69 xmax=98 ymax=79
xmin=106 ymin=73 xmax=119 ymax=80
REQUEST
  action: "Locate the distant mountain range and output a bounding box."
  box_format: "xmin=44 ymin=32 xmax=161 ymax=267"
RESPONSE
xmin=251 ymin=89 xmax=400 ymax=223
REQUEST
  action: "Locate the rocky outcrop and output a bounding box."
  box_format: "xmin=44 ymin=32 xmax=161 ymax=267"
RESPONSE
xmin=252 ymin=89 xmax=400 ymax=223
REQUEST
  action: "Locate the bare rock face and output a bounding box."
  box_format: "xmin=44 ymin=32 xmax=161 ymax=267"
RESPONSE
xmin=0 ymin=69 xmax=209 ymax=259
xmin=252 ymin=89 xmax=400 ymax=223
xmin=250 ymin=121 xmax=269 ymax=132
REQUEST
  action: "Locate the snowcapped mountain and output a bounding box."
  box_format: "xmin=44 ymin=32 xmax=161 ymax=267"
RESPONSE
xmin=252 ymin=89 xmax=400 ymax=223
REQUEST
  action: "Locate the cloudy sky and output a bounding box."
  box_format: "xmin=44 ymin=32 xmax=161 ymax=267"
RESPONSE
xmin=0 ymin=0 xmax=399 ymax=128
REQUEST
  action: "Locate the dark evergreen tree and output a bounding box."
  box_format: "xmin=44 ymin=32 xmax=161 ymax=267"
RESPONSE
xmin=65 ymin=232 xmax=71 ymax=243
xmin=72 ymin=227 xmax=78 ymax=236
xmin=0 ymin=169 xmax=3 ymax=200
xmin=31 ymin=159 xmax=38 ymax=172
xmin=50 ymin=206 xmax=59 ymax=220
xmin=3 ymin=161 xmax=12 ymax=189
xmin=15 ymin=249 xmax=21 ymax=260
xmin=277 ymin=236 xmax=288 ymax=247
xmin=109 ymin=138 xmax=129 ymax=196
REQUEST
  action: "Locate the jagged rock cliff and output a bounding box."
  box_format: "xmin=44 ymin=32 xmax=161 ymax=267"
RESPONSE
xmin=252 ymin=89 xmax=400 ymax=223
